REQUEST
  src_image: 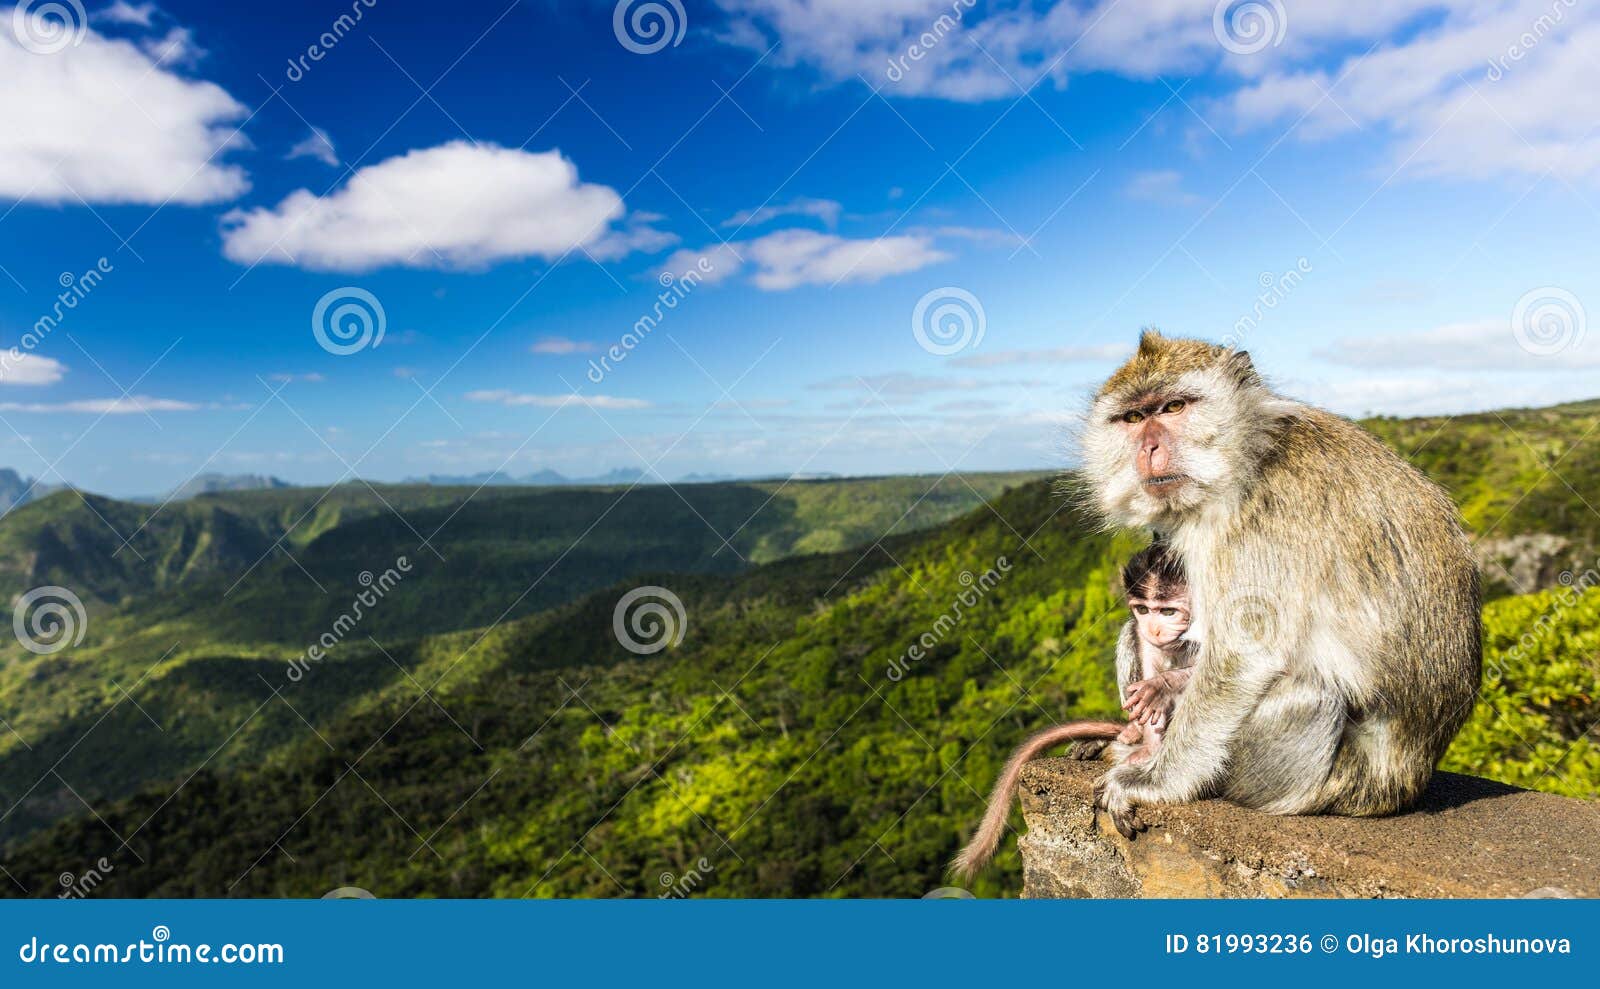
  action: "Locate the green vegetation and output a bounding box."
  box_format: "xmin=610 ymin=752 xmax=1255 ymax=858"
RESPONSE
xmin=0 ymin=472 xmax=1043 ymax=842
xmin=0 ymin=403 xmax=1596 ymax=899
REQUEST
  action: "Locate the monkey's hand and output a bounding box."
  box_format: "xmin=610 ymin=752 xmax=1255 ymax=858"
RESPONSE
xmin=1123 ymin=669 xmax=1191 ymax=725
xmin=1093 ymin=764 xmax=1147 ymax=840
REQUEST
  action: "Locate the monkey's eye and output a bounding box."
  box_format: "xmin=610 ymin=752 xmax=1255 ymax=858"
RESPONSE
xmin=1162 ymin=399 xmax=1187 ymax=414
xmin=1159 ymin=608 xmax=1178 ymax=617
xmin=1133 ymin=605 xmax=1149 ymax=614
xmin=1122 ymin=410 xmax=1145 ymax=424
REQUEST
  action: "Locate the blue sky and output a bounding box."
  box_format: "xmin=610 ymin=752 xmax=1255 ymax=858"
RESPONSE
xmin=1 ymin=0 xmax=1597 ymax=496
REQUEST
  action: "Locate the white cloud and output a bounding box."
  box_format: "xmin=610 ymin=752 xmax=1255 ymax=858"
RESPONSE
xmin=0 ymin=12 xmax=247 ymax=204
xmin=714 ymin=1 xmax=1600 ymax=179
xmin=0 ymin=395 xmax=198 ymax=413
xmin=100 ymin=1 xmax=156 ymax=26
xmin=661 ymin=229 xmax=949 ymax=291
xmin=286 ymin=127 xmax=339 ymax=167
xmin=140 ymin=25 xmax=201 ymax=66
xmin=748 ymin=229 xmax=949 ymax=289
xmin=950 ymin=342 xmax=1129 ymax=369
xmin=1318 ymin=318 xmax=1600 ymax=371
xmin=465 ymin=390 xmax=651 ymax=410
xmin=267 ymin=372 xmax=327 ymax=383
xmin=723 ymin=196 xmax=842 ymax=229
xmin=1124 ymin=169 xmax=1202 ymax=206
xmin=530 ymin=337 xmax=595 ymax=355
xmin=657 ymin=243 xmax=746 ymax=285
xmin=1222 ymin=3 xmax=1600 ymax=179
xmin=0 ymin=352 xmax=67 ymax=386
xmin=220 ymin=142 xmax=670 ymax=272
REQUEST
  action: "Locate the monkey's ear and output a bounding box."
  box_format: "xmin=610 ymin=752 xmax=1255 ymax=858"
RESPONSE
xmin=1137 ymin=327 xmax=1165 ymax=354
xmin=1224 ymin=348 xmax=1256 ymax=381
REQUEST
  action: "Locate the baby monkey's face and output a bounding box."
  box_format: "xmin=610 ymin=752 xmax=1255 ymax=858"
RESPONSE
xmin=1129 ymin=587 xmax=1190 ymax=650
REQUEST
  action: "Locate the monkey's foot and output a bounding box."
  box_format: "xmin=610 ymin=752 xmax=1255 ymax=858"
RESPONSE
xmin=1093 ymin=769 xmax=1147 ymax=840
xmin=1066 ymin=739 xmax=1109 ymax=761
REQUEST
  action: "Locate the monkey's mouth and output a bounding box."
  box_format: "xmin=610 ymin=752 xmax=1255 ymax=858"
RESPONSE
xmin=1141 ymin=473 xmax=1188 ymax=490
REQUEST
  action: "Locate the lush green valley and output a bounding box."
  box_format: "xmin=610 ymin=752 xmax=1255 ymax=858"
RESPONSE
xmin=0 ymin=404 xmax=1596 ymax=899
xmin=0 ymin=472 xmax=1042 ymax=844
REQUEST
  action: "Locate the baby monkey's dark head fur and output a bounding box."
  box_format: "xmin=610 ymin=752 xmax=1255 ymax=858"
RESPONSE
xmin=1082 ymin=328 xmax=1296 ymax=529
xmin=1120 ymin=542 xmax=1186 ymax=600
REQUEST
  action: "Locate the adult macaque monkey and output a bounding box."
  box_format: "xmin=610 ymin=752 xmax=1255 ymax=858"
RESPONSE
xmin=1082 ymin=330 xmax=1480 ymax=838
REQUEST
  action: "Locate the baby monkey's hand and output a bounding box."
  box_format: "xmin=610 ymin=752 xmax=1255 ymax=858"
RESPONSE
xmin=1122 ymin=668 xmax=1192 ymax=725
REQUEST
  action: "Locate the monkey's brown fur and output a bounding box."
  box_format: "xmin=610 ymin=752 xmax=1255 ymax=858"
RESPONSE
xmin=1083 ymin=330 xmax=1481 ymax=836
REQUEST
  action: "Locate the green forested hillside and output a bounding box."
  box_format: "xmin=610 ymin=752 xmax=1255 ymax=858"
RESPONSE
xmin=0 ymin=402 xmax=1597 ymax=899
xmin=0 ymin=472 xmax=1042 ymax=842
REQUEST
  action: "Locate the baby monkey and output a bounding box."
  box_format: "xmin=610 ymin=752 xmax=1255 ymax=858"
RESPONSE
xmin=1082 ymin=542 xmax=1195 ymax=764
xmin=953 ymin=543 xmax=1194 ymax=878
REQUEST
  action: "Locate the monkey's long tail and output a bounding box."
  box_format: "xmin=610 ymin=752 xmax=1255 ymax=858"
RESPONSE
xmin=951 ymin=720 xmax=1127 ymax=880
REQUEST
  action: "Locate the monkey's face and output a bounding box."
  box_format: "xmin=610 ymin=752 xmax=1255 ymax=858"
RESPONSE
xmin=1081 ymin=332 xmax=1278 ymax=527
xmin=1129 ymin=591 xmax=1191 ymax=650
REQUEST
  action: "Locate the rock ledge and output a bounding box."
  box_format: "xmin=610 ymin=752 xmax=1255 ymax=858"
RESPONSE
xmin=1018 ymin=758 xmax=1599 ymax=898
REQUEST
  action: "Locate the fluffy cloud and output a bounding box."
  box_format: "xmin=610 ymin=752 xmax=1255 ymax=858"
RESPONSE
xmin=722 ymin=196 xmax=842 ymax=229
xmin=0 ymin=352 xmax=67 ymax=385
xmin=714 ymin=1 xmax=1598 ymax=179
xmin=661 ymin=229 xmax=949 ymax=290
xmin=220 ymin=142 xmax=670 ymax=272
xmin=0 ymin=395 xmax=198 ymax=413
xmin=0 ymin=11 xmax=247 ymax=204
xmin=286 ymin=127 xmax=339 ymax=167
xmin=100 ymin=2 xmax=157 ymax=26
xmin=465 ymin=390 xmax=651 ymax=410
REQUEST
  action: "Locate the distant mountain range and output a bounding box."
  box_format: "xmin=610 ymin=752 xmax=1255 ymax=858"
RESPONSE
xmin=0 ymin=469 xmax=854 ymax=511
xmin=401 ymin=468 xmax=841 ymax=487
